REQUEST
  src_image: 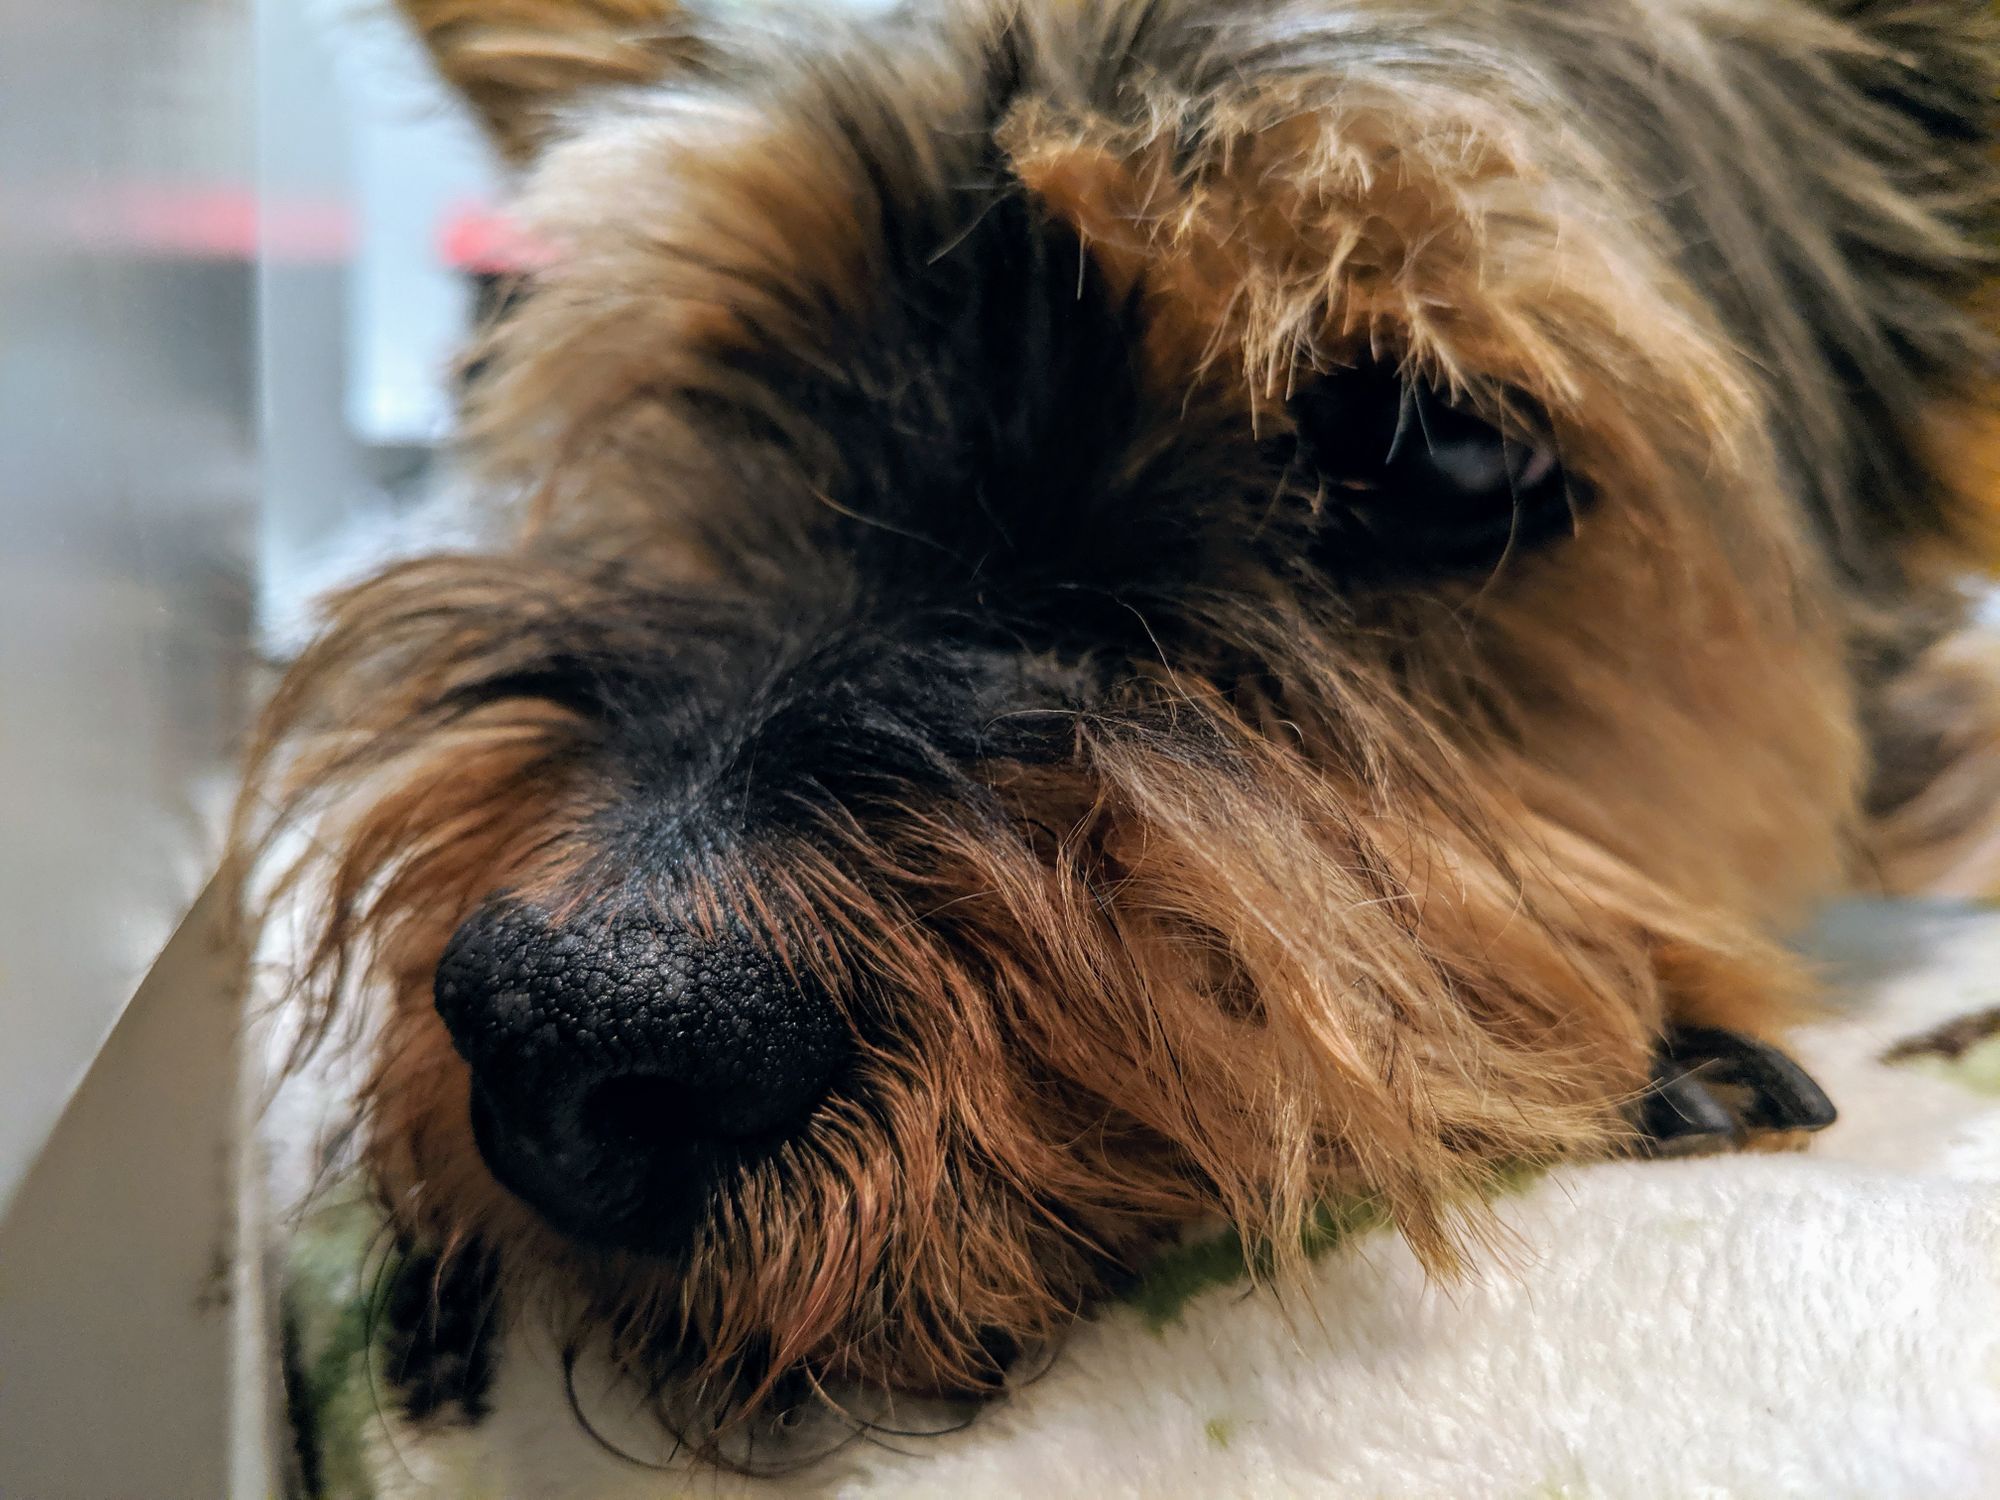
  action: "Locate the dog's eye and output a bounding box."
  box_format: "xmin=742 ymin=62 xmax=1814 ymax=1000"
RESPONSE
xmin=1290 ymin=365 xmax=1577 ymax=572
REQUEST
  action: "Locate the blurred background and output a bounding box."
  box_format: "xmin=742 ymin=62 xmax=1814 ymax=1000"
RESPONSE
xmin=0 ymin=1 xmax=510 ymax=1492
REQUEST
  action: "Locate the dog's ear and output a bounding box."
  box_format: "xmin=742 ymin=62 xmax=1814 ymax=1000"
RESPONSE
xmin=396 ymin=0 xmax=705 ymax=162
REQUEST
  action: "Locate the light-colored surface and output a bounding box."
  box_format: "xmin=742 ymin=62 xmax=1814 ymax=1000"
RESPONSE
xmin=284 ymin=901 xmax=2000 ymax=1500
xmin=0 ymin=0 xmax=257 ymax=1215
xmin=252 ymin=0 xmax=500 ymax=647
xmin=254 ymin=0 xmax=409 ymax=645
xmin=333 ymin=1 xmax=497 ymax=447
xmin=0 ymin=882 xmax=253 ymax=1500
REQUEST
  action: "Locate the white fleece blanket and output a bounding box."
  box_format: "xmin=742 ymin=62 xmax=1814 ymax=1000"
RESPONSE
xmin=271 ymin=898 xmax=2000 ymax=1500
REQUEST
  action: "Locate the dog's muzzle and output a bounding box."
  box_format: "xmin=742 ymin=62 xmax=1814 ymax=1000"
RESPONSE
xmin=434 ymin=900 xmax=848 ymax=1252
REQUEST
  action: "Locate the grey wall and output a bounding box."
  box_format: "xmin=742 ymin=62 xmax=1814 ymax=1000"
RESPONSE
xmin=0 ymin=0 xmax=258 ymax=1213
xmin=0 ymin=0 xmax=259 ymax=1487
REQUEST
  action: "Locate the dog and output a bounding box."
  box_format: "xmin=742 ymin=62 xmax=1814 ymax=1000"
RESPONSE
xmin=241 ymin=0 xmax=2000 ymax=1469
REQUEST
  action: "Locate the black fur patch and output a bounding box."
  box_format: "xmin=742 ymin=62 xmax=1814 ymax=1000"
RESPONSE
xmin=379 ymin=1244 xmax=501 ymax=1425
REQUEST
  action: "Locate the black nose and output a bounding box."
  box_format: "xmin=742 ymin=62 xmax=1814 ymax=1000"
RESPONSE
xmin=434 ymin=900 xmax=848 ymax=1252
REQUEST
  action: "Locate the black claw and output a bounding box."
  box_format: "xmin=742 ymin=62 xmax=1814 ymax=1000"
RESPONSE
xmin=1636 ymin=1025 xmax=1836 ymax=1153
xmin=1664 ymin=1026 xmax=1838 ymax=1134
xmin=1637 ymin=1068 xmax=1737 ymax=1146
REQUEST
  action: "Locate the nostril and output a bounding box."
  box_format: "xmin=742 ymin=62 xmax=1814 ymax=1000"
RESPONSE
xmin=581 ymin=1074 xmax=677 ymax=1144
xmin=580 ymin=1069 xmax=829 ymax=1148
xmin=581 ymin=1073 xmax=716 ymax=1146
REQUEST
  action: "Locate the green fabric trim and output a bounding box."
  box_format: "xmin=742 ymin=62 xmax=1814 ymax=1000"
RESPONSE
xmin=1910 ymin=1033 xmax=2000 ymax=1098
xmin=1119 ymin=1166 xmax=1544 ymax=1333
xmin=1120 ymin=1194 xmax=1393 ymax=1334
xmin=284 ymin=1192 xmax=397 ymax=1500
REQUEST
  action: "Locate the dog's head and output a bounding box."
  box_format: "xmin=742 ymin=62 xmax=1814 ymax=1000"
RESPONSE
xmin=248 ymin=0 xmax=1996 ymax=1454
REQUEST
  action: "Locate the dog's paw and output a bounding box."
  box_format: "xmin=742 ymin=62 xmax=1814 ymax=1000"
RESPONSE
xmin=1634 ymin=1025 xmax=1837 ymax=1156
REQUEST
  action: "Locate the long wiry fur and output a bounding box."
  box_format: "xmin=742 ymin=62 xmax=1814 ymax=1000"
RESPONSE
xmin=238 ymin=0 xmax=2000 ymax=1462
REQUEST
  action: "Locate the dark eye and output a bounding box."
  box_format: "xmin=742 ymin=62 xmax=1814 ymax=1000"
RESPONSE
xmin=1288 ymin=362 xmax=1580 ymax=573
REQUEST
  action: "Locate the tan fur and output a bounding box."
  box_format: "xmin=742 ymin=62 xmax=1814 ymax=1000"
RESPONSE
xmin=395 ymin=0 xmax=700 ymax=161
xmin=1865 ymin=629 xmax=2000 ymax=895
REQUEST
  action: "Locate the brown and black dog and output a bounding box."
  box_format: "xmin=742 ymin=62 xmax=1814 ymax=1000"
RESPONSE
xmin=242 ymin=0 xmax=2000 ymax=1465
